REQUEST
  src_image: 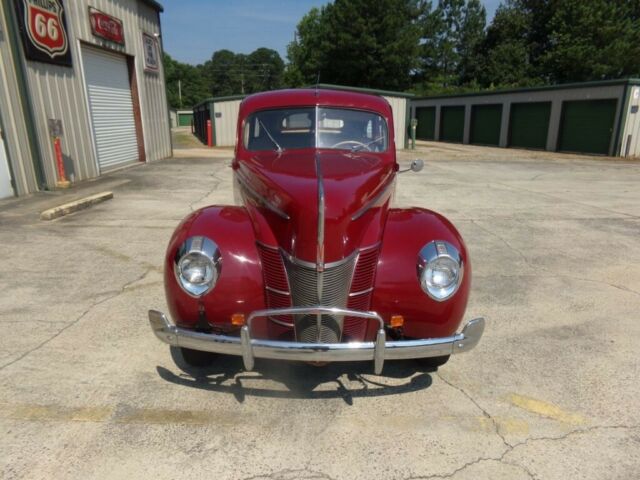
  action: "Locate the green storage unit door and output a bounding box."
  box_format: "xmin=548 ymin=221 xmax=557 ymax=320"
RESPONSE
xmin=508 ymin=102 xmax=551 ymax=150
xmin=178 ymin=113 xmax=193 ymax=127
xmin=440 ymin=106 xmax=465 ymax=143
xmin=558 ymin=99 xmax=617 ymax=155
xmin=415 ymin=106 xmax=436 ymax=140
xmin=470 ymin=104 xmax=502 ymax=145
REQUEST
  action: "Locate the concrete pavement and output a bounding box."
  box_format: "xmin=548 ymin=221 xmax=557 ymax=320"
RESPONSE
xmin=0 ymin=142 xmax=638 ymax=479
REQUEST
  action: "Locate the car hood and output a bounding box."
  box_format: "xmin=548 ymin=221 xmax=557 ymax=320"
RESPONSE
xmin=236 ymin=148 xmax=395 ymax=263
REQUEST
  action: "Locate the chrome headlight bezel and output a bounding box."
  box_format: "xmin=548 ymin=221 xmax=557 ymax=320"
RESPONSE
xmin=174 ymin=236 xmax=221 ymax=297
xmin=417 ymin=240 xmax=464 ymax=302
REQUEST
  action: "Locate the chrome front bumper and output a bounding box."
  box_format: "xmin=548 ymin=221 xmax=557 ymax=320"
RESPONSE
xmin=148 ymin=307 xmax=485 ymax=374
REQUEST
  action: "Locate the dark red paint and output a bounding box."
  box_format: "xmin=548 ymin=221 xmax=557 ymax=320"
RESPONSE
xmin=165 ymin=89 xmax=470 ymax=341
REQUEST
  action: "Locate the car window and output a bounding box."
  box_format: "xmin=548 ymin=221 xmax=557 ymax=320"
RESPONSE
xmin=244 ymin=108 xmax=315 ymax=151
xmin=243 ymin=107 xmax=388 ymax=152
xmin=317 ymin=108 xmax=388 ymax=152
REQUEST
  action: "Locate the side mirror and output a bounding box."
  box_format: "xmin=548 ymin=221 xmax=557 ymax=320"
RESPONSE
xmin=399 ymin=159 xmax=424 ymax=173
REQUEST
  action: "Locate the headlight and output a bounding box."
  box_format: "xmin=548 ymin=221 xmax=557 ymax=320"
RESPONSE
xmin=418 ymin=241 xmax=463 ymax=301
xmin=174 ymin=236 xmax=221 ymax=297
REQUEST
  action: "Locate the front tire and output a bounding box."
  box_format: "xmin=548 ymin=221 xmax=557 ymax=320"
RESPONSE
xmin=416 ymin=355 xmax=450 ymax=369
xmin=179 ymin=347 xmax=217 ymax=367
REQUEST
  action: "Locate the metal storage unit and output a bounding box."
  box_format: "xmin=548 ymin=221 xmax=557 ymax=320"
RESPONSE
xmin=508 ymin=102 xmax=551 ymax=150
xmin=0 ymin=0 xmax=170 ymax=197
xmin=470 ymin=104 xmax=502 ymax=146
xmin=558 ymin=99 xmax=618 ymax=155
xmin=440 ymin=106 xmax=465 ymax=143
xmin=415 ymin=106 xmax=436 ymax=140
xmin=213 ymin=98 xmax=243 ymax=146
xmin=411 ymin=79 xmax=640 ymax=157
xmin=82 ymin=47 xmax=139 ymax=171
xmin=178 ymin=111 xmax=193 ymax=127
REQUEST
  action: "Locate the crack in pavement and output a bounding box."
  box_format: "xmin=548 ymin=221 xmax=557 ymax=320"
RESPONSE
xmin=188 ymin=171 xmax=226 ymax=212
xmin=469 ymin=219 xmax=532 ymax=268
xmin=0 ymin=268 xmax=153 ymax=372
xmin=406 ymin=411 xmax=639 ymax=480
xmin=469 ymin=218 xmax=640 ymax=298
xmin=436 ymin=372 xmax=511 ymax=449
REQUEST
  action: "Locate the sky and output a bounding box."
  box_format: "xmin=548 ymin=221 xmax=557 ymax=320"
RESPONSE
xmin=160 ymin=0 xmax=503 ymax=65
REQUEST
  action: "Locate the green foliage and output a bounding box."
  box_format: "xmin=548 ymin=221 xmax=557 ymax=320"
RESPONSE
xmin=416 ymin=0 xmax=487 ymax=94
xmin=164 ymin=0 xmax=640 ymax=105
xmin=287 ymin=0 xmax=425 ymax=90
xmin=163 ymin=52 xmax=209 ymax=109
xmin=203 ymin=48 xmax=285 ymax=97
xmin=540 ymin=0 xmax=640 ymax=82
xmin=163 ymin=48 xmax=285 ymax=109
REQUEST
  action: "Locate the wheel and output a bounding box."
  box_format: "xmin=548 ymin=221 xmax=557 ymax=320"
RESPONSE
xmin=416 ymin=355 xmax=450 ymax=369
xmin=179 ymin=347 xmax=217 ymax=368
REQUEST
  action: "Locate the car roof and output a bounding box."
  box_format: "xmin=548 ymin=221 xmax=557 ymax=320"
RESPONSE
xmin=239 ymin=88 xmax=392 ymax=117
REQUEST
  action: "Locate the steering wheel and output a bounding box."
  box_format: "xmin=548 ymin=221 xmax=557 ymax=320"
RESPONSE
xmin=331 ymin=140 xmax=371 ymax=151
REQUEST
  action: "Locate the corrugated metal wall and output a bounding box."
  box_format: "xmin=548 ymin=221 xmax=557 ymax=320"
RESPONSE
xmin=213 ymin=100 xmax=241 ymax=147
xmin=0 ymin=1 xmax=39 ymax=195
xmin=620 ymin=86 xmax=640 ymax=157
xmin=133 ymin=2 xmax=172 ymax=162
xmin=0 ymin=0 xmax=170 ymax=195
xmin=382 ymin=96 xmax=407 ymax=150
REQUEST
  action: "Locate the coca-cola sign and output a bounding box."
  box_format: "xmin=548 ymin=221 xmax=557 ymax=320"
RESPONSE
xmin=14 ymin=0 xmax=72 ymax=66
xmin=89 ymin=7 xmax=125 ymax=45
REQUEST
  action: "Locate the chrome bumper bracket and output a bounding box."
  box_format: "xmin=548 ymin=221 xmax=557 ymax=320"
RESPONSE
xmin=148 ymin=308 xmax=485 ymax=374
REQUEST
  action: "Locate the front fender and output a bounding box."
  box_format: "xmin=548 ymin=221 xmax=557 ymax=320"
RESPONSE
xmin=371 ymin=208 xmax=471 ymax=338
xmin=164 ymin=206 xmax=266 ymax=332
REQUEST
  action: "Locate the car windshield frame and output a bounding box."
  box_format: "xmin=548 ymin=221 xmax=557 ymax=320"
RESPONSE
xmin=242 ymin=106 xmax=389 ymax=153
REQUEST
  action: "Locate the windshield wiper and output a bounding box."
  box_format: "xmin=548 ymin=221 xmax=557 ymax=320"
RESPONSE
xmin=258 ymin=119 xmax=283 ymax=153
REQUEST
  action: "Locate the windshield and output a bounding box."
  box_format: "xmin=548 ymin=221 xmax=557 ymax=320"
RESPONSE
xmin=243 ymin=107 xmax=388 ymax=152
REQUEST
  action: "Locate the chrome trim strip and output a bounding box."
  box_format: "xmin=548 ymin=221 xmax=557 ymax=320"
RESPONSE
xmin=316 ymin=154 xmax=325 ymax=271
xmin=268 ymin=317 xmax=295 ymax=328
xmin=149 ymin=310 xmax=485 ymax=375
xmin=265 ymin=285 xmax=290 ymax=296
xmin=348 ymin=287 xmax=374 ymax=297
xmin=351 ymin=176 xmax=395 ymax=221
xmin=281 ymin=248 xmax=358 ymax=270
xmin=236 ymin=172 xmax=290 ymax=220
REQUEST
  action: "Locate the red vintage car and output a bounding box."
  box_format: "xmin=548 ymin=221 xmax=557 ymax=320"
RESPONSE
xmin=149 ymin=88 xmax=484 ymax=374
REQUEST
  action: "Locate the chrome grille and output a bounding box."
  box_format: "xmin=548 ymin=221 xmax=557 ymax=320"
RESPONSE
xmin=283 ymin=253 xmax=357 ymax=343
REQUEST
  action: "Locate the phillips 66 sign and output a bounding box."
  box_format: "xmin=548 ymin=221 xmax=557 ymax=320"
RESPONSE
xmin=14 ymin=0 xmax=72 ymax=66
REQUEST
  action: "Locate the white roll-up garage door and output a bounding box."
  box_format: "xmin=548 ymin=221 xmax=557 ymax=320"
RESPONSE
xmin=82 ymin=47 xmax=139 ymax=171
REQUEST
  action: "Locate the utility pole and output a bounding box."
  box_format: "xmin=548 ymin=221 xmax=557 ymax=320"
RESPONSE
xmin=178 ymin=79 xmax=182 ymax=108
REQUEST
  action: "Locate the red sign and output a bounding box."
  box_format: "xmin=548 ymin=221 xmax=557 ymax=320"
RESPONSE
xmin=14 ymin=0 xmax=71 ymax=65
xmin=89 ymin=7 xmax=124 ymax=45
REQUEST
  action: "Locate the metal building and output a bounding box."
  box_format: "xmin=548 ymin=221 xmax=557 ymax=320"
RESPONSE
xmin=0 ymin=0 xmax=171 ymax=199
xmin=410 ymin=79 xmax=640 ymax=157
xmin=193 ymin=85 xmax=413 ymax=149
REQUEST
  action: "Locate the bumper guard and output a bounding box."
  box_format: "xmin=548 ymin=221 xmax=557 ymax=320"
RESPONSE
xmin=148 ymin=307 xmax=485 ymax=374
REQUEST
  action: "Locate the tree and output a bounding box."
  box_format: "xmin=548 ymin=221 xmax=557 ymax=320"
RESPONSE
xmin=203 ymin=48 xmax=285 ymax=96
xmin=540 ymin=0 xmax=640 ymax=83
xmin=475 ymin=0 xmax=537 ymax=88
xmin=287 ymin=0 xmax=425 ymax=90
xmin=457 ymin=0 xmax=487 ymax=84
xmin=417 ymin=0 xmax=486 ymax=93
xmin=163 ymin=52 xmax=209 ymax=108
